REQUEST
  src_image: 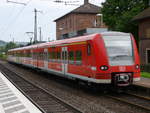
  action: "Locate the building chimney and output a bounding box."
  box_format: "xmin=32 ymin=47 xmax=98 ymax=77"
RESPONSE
xmin=84 ymin=0 xmax=89 ymax=4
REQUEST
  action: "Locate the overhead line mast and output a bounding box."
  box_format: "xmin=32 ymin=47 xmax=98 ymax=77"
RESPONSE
xmin=33 ymin=9 xmax=42 ymax=43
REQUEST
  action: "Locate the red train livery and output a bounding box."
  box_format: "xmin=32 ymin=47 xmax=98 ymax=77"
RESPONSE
xmin=7 ymin=32 xmax=140 ymax=86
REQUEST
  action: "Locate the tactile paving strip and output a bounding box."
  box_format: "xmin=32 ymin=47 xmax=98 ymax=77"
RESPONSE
xmin=0 ymin=77 xmax=29 ymax=113
xmin=0 ymin=72 xmax=42 ymax=113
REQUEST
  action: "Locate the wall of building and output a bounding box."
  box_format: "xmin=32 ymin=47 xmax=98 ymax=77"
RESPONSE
xmin=139 ymin=18 xmax=150 ymax=64
xmin=56 ymin=13 xmax=103 ymax=40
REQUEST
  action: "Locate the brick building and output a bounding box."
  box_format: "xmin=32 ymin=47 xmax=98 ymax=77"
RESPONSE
xmin=54 ymin=0 xmax=107 ymax=40
xmin=133 ymin=7 xmax=150 ymax=64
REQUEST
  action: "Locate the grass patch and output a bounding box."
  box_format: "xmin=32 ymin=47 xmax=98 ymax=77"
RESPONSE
xmin=141 ymin=72 xmax=150 ymax=78
xmin=0 ymin=54 xmax=7 ymax=60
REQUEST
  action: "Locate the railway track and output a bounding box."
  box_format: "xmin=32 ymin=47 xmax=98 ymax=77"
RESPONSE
xmin=0 ymin=64 xmax=83 ymax=113
xmin=107 ymin=92 xmax=150 ymax=112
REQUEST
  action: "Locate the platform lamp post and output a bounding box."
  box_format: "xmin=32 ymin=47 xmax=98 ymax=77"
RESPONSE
xmin=96 ymin=14 xmax=103 ymax=27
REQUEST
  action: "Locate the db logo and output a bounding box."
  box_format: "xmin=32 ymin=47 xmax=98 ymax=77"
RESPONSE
xmin=119 ymin=66 xmax=126 ymax=71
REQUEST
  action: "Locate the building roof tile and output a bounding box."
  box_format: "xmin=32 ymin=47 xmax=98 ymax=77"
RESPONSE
xmin=133 ymin=7 xmax=150 ymax=21
xmin=54 ymin=3 xmax=100 ymax=22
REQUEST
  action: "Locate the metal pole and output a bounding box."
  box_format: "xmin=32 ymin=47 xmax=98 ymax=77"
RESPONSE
xmin=34 ymin=8 xmax=38 ymax=43
xmin=39 ymin=27 xmax=42 ymax=42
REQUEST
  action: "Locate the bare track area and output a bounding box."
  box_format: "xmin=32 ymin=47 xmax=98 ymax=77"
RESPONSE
xmin=107 ymin=92 xmax=150 ymax=112
xmin=0 ymin=63 xmax=82 ymax=113
xmin=0 ymin=61 xmax=149 ymax=113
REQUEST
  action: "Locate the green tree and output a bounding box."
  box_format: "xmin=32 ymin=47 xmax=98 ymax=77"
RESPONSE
xmin=5 ymin=42 xmax=17 ymax=52
xmin=101 ymin=0 xmax=149 ymax=43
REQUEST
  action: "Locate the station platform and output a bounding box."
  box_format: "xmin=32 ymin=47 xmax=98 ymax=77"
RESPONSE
xmin=0 ymin=72 xmax=42 ymax=113
xmin=134 ymin=77 xmax=150 ymax=88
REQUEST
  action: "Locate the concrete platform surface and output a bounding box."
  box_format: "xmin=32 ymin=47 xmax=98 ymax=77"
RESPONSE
xmin=0 ymin=72 xmax=42 ymax=113
xmin=134 ymin=77 xmax=150 ymax=88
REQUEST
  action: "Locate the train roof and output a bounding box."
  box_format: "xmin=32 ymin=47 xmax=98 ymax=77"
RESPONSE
xmin=101 ymin=31 xmax=130 ymax=36
xmin=8 ymin=32 xmax=131 ymax=52
xmin=8 ymin=33 xmax=99 ymax=52
xmin=38 ymin=33 xmax=99 ymax=48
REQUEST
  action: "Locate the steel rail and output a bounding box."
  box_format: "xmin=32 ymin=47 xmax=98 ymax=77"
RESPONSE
xmin=0 ymin=63 xmax=83 ymax=113
xmin=125 ymin=92 xmax=150 ymax=101
xmin=106 ymin=95 xmax=150 ymax=112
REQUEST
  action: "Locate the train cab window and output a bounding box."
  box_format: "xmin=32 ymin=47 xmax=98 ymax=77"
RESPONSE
xmin=69 ymin=51 xmax=74 ymax=64
xmin=87 ymin=44 xmax=91 ymax=56
xmin=75 ymin=51 xmax=82 ymax=65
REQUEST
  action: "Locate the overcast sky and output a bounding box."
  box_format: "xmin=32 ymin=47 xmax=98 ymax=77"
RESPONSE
xmin=0 ymin=0 xmax=105 ymax=42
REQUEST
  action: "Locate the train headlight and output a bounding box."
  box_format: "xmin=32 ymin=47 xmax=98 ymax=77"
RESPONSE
xmin=100 ymin=65 xmax=108 ymax=71
xmin=135 ymin=64 xmax=140 ymax=69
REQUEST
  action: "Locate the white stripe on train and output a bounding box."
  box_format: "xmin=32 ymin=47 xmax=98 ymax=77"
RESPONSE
xmin=8 ymin=60 xmax=140 ymax=84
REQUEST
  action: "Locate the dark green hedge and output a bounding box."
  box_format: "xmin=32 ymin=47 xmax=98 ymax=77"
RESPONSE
xmin=140 ymin=65 xmax=150 ymax=72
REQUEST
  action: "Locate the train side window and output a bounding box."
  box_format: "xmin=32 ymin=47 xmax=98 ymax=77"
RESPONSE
xmin=27 ymin=52 xmax=31 ymax=58
xmin=44 ymin=52 xmax=48 ymax=61
xmin=75 ymin=51 xmax=82 ymax=65
xmin=41 ymin=53 xmax=44 ymax=60
xmin=87 ymin=44 xmax=91 ymax=56
xmin=41 ymin=52 xmax=44 ymax=60
xmin=69 ymin=51 xmax=74 ymax=64
xmin=57 ymin=52 xmax=61 ymax=62
xmin=39 ymin=52 xmax=42 ymax=60
xmin=52 ymin=52 xmax=56 ymax=62
xmin=62 ymin=51 xmax=64 ymax=60
xmin=33 ymin=53 xmax=37 ymax=59
xmin=48 ymin=52 xmax=51 ymax=61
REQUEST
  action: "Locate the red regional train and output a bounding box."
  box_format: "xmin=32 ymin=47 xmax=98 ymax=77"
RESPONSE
xmin=7 ymin=32 xmax=140 ymax=87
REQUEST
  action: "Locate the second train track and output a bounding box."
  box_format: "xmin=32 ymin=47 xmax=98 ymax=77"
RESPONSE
xmin=106 ymin=92 xmax=150 ymax=112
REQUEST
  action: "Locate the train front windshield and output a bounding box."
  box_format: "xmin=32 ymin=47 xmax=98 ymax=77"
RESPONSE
xmin=102 ymin=35 xmax=134 ymax=66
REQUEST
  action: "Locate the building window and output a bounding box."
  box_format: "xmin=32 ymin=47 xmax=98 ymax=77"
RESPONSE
xmin=77 ymin=29 xmax=86 ymax=36
xmin=63 ymin=34 xmax=69 ymax=39
xmin=146 ymin=28 xmax=150 ymax=38
xmin=146 ymin=49 xmax=150 ymax=64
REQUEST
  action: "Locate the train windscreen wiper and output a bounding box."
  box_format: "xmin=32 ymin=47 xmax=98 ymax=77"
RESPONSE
xmin=111 ymin=55 xmax=129 ymax=60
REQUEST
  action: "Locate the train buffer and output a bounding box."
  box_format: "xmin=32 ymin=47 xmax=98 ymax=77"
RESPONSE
xmin=0 ymin=72 xmax=42 ymax=113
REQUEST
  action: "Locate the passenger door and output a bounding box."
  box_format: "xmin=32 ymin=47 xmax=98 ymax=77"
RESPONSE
xmin=62 ymin=47 xmax=68 ymax=75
